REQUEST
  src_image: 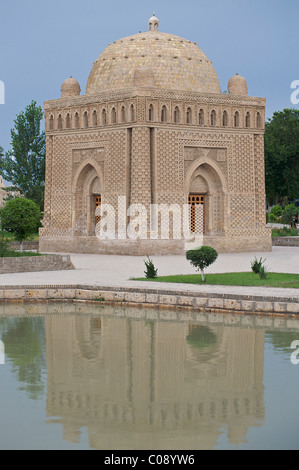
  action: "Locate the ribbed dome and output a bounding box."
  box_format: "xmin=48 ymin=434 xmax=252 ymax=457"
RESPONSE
xmin=86 ymin=29 xmax=221 ymax=95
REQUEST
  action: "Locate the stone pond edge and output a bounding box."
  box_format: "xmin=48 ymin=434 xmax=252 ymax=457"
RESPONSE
xmin=0 ymin=284 xmax=297 ymax=318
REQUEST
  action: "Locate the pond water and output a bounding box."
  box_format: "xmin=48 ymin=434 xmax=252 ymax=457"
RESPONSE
xmin=0 ymin=302 xmax=298 ymax=450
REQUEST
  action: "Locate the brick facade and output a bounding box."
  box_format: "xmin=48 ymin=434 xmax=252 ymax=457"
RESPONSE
xmin=40 ymin=15 xmax=272 ymax=254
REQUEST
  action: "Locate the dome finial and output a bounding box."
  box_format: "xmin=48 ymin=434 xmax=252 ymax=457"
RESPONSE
xmin=149 ymin=12 xmax=159 ymax=31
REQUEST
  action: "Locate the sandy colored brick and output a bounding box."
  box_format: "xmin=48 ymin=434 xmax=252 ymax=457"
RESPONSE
xmin=223 ymin=299 xmax=241 ymax=311
xmin=241 ymin=300 xmax=256 ymax=312
xmin=207 ymin=298 xmax=224 ymax=310
xmin=255 ymin=301 xmax=274 ymax=313
xmin=124 ymin=292 xmax=146 ymax=303
xmin=40 ymin=14 xmax=270 ymax=256
xmin=286 ymin=303 xmax=299 ymax=314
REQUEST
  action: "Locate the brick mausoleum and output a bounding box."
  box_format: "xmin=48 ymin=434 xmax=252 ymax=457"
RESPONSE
xmin=39 ymin=13 xmax=272 ymax=254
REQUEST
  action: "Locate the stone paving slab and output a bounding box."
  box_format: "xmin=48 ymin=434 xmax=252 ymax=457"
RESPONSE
xmin=0 ymin=247 xmax=297 ymax=315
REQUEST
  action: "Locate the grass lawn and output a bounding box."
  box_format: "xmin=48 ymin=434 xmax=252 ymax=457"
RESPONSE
xmin=132 ymin=272 xmax=299 ymax=288
xmin=0 ymin=250 xmax=41 ymax=258
xmin=272 ymin=228 xmax=299 ymax=237
xmin=0 ymin=231 xmax=39 ymax=241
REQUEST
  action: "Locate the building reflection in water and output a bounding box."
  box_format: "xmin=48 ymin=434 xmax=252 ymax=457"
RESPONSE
xmin=44 ymin=310 xmax=265 ymax=450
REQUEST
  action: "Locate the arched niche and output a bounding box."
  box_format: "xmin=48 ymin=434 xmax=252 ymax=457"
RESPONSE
xmin=72 ymin=159 xmax=104 ymax=235
xmin=185 ymin=157 xmax=228 ymax=234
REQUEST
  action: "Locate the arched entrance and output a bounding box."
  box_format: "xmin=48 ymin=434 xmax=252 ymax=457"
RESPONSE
xmin=185 ymin=158 xmax=227 ymax=236
xmin=72 ymin=160 xmax=104 ymax=236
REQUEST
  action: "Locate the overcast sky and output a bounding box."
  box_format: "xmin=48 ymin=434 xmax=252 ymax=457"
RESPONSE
xmin=0 ymin=0 xmax=298 ymax=152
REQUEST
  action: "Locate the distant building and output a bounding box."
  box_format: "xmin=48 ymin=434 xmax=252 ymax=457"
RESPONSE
xmin=40 ymin=14 xmax=271 ymax=254
xmin=0 ymin=176 xmax=7 ymax=207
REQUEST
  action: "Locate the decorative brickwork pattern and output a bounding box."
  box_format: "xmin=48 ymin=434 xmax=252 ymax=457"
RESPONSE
xmin=136 ymin=97 xmax=146 ymax=123
xmin=40 ymin=18 xmax=271 ymax=254
xmin=156 ymin=129 xmax=182 ymax=198
xmin=254 ymin=134 xmax=267 ymax=228
xmin=228 ymin=135 xmax=254 ymax=193
xmin=130 ymin=127 xmax=151 ymax=207
xmin=43 ymin=136 xmax=54 ymax=227
xmin=105 ymin=130 xmax=127 ymax=194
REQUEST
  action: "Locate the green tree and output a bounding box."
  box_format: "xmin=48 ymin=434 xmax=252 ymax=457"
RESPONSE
xmin=281 ymin=204 xmax=299 ymax=225
xmin=186 ymin=246 xmax=218 ymax=282
xmin=270 ymin=205 xmax=282 ymax=218
xmin=0 ymin=197 xmax=41 ymax=251
xmin=0 ymin=101 xmax=45 ymax=210
xmin=265 ymin=108 xmax=299 ymax=205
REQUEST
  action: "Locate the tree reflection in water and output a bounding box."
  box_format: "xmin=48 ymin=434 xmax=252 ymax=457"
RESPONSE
xmin=0 ymin=317 xmax=46 ymax=399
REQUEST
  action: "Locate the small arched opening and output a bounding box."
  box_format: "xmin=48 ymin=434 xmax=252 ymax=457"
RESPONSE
xmin=186 ymin=107 xmax=192 ymax=125
xmin=73 ymin=161 xmax=104 ymax=236
xmin=234 ymin=111 xmax=240 ymax=128
xmin=161 ymin=105 xmax=167 ymax=123
xmin=92 ymin=110 xmax=98 ymax=127
xmin=101 ymin=109 xmax=107 ymax=126
xmin=199 ymin=109 xmax=205 ymax=126
xmin=111 ymin=107 xmax=117 ymax=124
xmin=174 ymin=106 xmax=180 ymax=124
xmin=210 ymin=110 xmax=216 ymax=127
xmin=222 ymin=110 xmax=228 ymax=127
xmin=186 ymin=159 xmax=227 ymax=236
xmin=245 ymin=111 xmax=251 ymax=128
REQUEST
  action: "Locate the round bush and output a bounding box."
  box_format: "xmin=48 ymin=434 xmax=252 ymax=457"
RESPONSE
xmin=186 ymin=246 xmax=218 ymax=281
xmin=0 ymin=197 xmax=41 ymax=250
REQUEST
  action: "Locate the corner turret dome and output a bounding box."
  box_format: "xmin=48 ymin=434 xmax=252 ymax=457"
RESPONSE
xmin=227 ymin=73 xmax=248 ymax=96
xmin=61 ymin=76 xmax=81 ymax=98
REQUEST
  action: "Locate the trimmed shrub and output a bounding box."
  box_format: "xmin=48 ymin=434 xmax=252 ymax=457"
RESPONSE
xmin=186 ymin=246 xmax=218 ymax=282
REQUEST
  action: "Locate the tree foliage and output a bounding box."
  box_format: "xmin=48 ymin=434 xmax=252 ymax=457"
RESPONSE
xmin=0 ymin=197 xmax=41 ymax=250
xmin=0 ymin=101 xmax=45 ymax=210
xmin=186 ymin=246 xmax=218 ymax=281
xmin=144 ymin=255 xmax=158 ymax=278
xmin=265 ymin=108 xmax=299 ymax=205
xmin=0 ymin=234 xmax=11 ymax=257
xmin=281 ymin=203 xmax=299 ymax=225
xmin=270 ymin=205 xmax=283 ymax=218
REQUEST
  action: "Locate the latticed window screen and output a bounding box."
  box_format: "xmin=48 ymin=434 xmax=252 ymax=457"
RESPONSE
xmin=95 ymin=195 xmax=101 ymax=225
xmin=189 ymin=194 xmax=205 ymax=233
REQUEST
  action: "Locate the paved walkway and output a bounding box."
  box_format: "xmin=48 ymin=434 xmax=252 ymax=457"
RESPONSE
xmin=0 ymin=246 xmax=298 ymax=301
